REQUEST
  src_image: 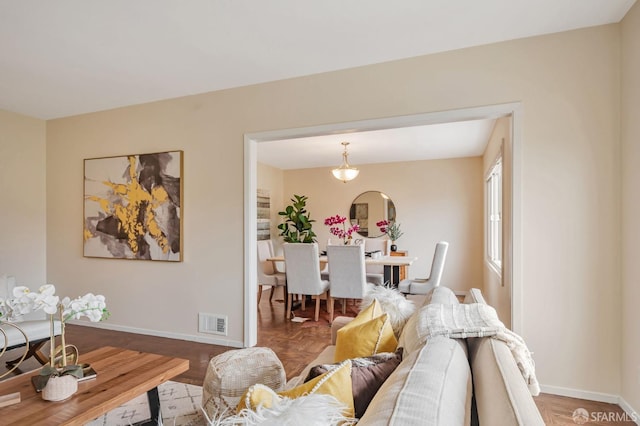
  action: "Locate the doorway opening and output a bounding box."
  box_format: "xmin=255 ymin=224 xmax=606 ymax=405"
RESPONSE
xmin=244 ymin=103 xmax=522 ymax=347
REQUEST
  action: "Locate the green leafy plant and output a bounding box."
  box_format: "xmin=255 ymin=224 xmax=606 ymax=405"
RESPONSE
xmin=277 ymin=195 xmax=317 ymax=243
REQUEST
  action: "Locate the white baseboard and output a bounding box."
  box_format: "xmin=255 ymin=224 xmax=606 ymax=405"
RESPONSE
xmin=68 ymin=320 xmax=245 ymax=349
xmin=540 ymin=384 xmax=619 ymax=404
xmin=541 ymin=384 xmax=640 ymax=424
xmin=619 ymin=397 xmax=640 ymax=425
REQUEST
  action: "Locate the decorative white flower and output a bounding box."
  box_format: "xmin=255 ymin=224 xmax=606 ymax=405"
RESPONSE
xmin=32 ymin=284 xmax=60 ymax=315
xmin=61 ymin=293 xmax=109 ymax=323
xmin=9 ymin=286 xmax=36 ymax=316
xmin=0 ymin=283 xmax=108 ymax=324
xmin=2 ymin=285 xmax=52 ymax=322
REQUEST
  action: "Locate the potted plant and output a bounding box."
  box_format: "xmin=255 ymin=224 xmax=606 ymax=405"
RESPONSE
xmin=9 ymin=285 xmax=109 ymax=401
xmin=377 ymin=220 xmax=404 ymax=251
xmin=277 ymin=195 xmax=317 ymax=243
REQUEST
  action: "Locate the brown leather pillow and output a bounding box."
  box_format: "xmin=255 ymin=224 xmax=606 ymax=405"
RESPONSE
xmin=304 ymin=348 xmax=403 ymax=418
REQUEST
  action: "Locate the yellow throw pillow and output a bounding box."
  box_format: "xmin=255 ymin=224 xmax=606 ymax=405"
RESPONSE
xmin=237 ymin=359 xmax=354 ymax=418
xmin=349 ymin=299 xmax=384 ymax=326
xmin=334 ymin=300 xmax=398 ymax=362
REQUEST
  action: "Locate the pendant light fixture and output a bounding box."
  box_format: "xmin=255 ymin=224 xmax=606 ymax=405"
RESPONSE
xmin=331 ymin=142 xmax=359 ymax=183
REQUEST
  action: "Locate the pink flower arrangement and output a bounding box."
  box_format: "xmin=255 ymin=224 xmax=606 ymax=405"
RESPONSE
xmin=324 ymin=215 xmax=360 ymax=244
xmin=377 ymin=219 xmax=404 ymax=241
xmin=376 ymin=219 xmax=390 ymax=234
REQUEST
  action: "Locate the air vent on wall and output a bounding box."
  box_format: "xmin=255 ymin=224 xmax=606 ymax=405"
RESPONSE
xmin=198 ymin=313 xmax=228 ymax=336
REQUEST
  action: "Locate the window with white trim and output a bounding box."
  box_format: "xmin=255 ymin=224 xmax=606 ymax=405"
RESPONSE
xmin=486 ymin=157 xmax=502 ymax=270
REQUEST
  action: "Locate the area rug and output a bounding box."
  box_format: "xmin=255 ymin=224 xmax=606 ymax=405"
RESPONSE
xmin=87 ymin=380 xmax=206 ymax=426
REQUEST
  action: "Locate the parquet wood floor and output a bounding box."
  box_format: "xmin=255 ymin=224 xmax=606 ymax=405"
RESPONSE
xmin=2 ymin=286 xmax=635 ymax=425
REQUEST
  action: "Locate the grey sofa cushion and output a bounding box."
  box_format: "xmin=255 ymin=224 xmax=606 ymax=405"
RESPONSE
xmin=358 ymin=335 xmax=472 ymax=426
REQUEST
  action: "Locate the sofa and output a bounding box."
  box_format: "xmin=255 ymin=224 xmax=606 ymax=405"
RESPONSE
xmin=202 ymin=285 xmax=544 ymax=425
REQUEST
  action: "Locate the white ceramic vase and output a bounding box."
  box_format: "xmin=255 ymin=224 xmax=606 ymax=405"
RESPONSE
xmin=42 ymin=375 xmax=78 ymax=402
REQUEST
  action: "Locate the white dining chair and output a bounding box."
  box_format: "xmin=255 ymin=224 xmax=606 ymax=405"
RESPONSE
xmin=257 ymin=240 xmax=286 ymax=305
xmin=327 ymin=244 xmax=378 ymax=322
xmin=398 ymin=241 xmax=449 ymax=295
xmin=362 ymin=238 xmax=390 ymax=285
xmin=363 ymin=238 xmax=390 ymax=272
xmin=283 ymin=243 xmax=331 ymax=321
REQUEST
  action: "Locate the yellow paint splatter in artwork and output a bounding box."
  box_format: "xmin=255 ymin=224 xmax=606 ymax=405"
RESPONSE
xmin=83 ymin=227 xmax=94 ymax=241
xmin=89 ymin=155 xmax=173 ymax=255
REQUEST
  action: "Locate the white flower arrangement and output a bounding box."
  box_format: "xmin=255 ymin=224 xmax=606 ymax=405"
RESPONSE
xmin=2 ymin=284 xmax=108 ymax=324
xmin=0 ymin=283 xmax=109 ymax=390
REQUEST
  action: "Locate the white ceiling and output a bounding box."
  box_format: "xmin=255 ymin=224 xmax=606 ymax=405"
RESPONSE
xmin=0 ymin=0 xmax=635 ymax=120
xmin=258 ymin=118 xmax=498 ymax=169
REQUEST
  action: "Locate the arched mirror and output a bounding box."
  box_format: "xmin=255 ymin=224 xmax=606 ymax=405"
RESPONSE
xmin=349 ymin=191 xmax=396 ymax=237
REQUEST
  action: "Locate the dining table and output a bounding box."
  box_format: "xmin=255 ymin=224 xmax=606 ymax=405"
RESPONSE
xmin=267 ymin=254 xmax=417 ymax=287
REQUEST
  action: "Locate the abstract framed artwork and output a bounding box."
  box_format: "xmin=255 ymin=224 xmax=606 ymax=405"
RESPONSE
xmin=83 ymin=150 xmax=183 ymax=261
xmin=257 ymin=189 xmax=271 ymax=241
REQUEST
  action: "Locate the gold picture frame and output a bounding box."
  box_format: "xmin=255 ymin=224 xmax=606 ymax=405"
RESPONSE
xmin=83 ymin=150 xmax=183 ymax=261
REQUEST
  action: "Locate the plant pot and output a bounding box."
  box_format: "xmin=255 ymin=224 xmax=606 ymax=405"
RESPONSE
xmin=390 ymin=244 xmax=397 ymax=252
xmin=42 ymin=375 xmax=78 ymax=402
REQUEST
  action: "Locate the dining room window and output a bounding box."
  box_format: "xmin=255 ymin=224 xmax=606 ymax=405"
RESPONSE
xmin=486 ymin=156 xmax=502 ymax=271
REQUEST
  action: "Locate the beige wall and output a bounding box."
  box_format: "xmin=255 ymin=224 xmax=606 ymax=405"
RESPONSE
xmin=621 ymin=1 xmax=640 ymax=412
xmin=0 ymin=109 xmax=46 ymax=286
xmin=282 ymin=158 xmax=484 ymax=292
xmin=482 ymin=117 xmax=512 ymax=329
xmin=44 ymin=24 xmax=624 ymax=396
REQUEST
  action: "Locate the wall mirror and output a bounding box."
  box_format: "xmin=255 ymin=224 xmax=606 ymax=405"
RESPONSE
xmin=349 ymin=191 xmax=396 ymax=237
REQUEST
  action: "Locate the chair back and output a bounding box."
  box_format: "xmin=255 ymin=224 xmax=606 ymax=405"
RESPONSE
xmin=257 ymin=240 xmax=275 ymax=275
xmin=327 ymin=245 xmax=367 ymax=299
xmin=428 ymin=241 xmax=449 ymax=287
xmin=283 ymin=243 xmax=327 ymax=296
xmin=364 ymin=238 xmax=391 ymax=274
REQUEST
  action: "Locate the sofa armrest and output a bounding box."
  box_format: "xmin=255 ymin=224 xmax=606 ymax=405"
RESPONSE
xmin=468 ymin=337 xmax=544 ymax=425
xmin=330 ymin=316 xmax=353 ymax=345
xmin=464 ymin=288 xmax=487 ymax=305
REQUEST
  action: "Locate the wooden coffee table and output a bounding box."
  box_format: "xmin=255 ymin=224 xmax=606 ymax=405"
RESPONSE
xmin=0 ymin=346 xmax=189 ymax=425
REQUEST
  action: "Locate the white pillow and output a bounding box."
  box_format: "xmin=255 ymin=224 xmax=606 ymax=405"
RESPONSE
xmin=206 ymin=393 xmax=352 ymax=426
xmin=361 ymin=284 xmax=416 ymax=337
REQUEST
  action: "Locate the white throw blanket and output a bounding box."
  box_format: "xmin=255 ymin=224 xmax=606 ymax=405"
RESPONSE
xmin=423 ymin=303 xmax=540 ymax=396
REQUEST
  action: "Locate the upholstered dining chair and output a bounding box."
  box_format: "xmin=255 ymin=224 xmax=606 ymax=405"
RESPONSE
xmin=283 ymin=243 xmax=331 ymax=321
xmin=326 ymin=244 xmax=379 ymax=323
xmin=363 ymin=238 xmax=390 ymax=285
xmin=363 ymin=238 xmax=390 ymax=273
xmin=398 ymin=241 xmax=449 ymax=295
xmin=257 ymin=240 xmax=286 ymax=305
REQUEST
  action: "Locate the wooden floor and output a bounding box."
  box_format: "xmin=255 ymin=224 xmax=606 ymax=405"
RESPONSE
xmin=2 ymin=286 xmax=635 ymax=425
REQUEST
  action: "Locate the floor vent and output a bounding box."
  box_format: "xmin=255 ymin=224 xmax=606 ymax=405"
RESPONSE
xmin=198 ymin=313 xmax=228 ymax=336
